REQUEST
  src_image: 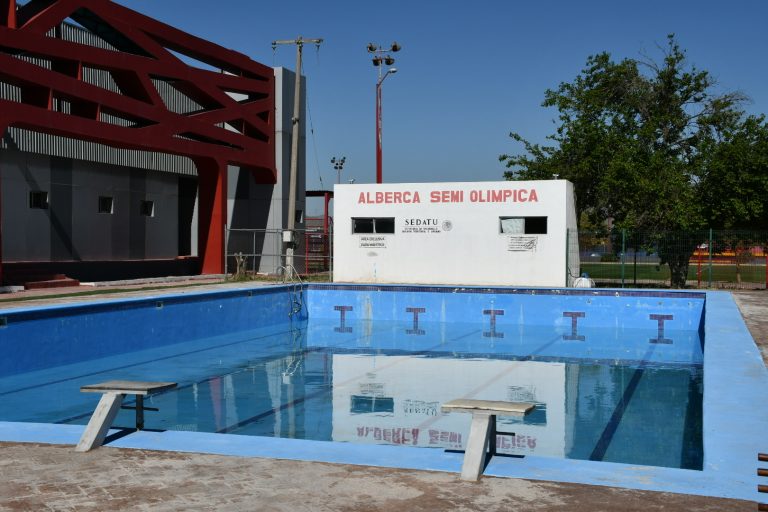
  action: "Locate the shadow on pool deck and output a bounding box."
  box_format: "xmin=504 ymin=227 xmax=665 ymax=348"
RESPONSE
xmin=0 ymin=281 xmax=764 ymax=511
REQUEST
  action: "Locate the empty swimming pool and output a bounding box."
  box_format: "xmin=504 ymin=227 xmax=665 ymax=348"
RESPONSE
xmin=0 ymin=284 xmax=764 ymax=501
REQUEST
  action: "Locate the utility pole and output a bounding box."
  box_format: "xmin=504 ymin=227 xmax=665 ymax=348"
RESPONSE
xmin=272 ymin=36 xmax=323 ymax=278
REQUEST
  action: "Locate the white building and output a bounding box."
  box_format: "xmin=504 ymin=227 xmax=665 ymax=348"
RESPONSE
xmin=333 ymin=180 xmax=580 ymax=287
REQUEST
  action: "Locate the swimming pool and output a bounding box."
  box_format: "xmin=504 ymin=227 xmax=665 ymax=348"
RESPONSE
xmin=0 ymin=284 xmax=764 ymax=501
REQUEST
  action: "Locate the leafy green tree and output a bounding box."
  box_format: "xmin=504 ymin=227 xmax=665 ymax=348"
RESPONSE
xmin=699 ymin=115 xmax=768 ymax=229
xmin=500 ymin=35 xmax=767 ymax=287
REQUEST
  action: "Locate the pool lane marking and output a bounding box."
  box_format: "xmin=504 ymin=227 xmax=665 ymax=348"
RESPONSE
xmin=588 ymin=344 xmax=657 ymax=462
xmin=562 ymin=312 xmax=586 ymax=341
xmin=333 ymin=306 xmax=353 ymax=333
xmin=411 ymin=334 xmax=564 ymax=433
xmin=13 ymin=326 xmax=317 ymax=424
xmin=52 ymin=344 xmax=328 ymax=425
xmin=483 ymin=309 xmax=505 ymax=338
xmin=650 ymin=314 xmax=674 ymax=344
xmin=244 ymin=330 xmax=577 ymax=438
xmin=406 ymin=307 xmax=426 ymax=335
xmin=51 ymin=323 xmax=341 ymax=426
xmin=0 ymin=327 xmax=310 ymax=398
xmin=213 ymin=327 xmax=485 ymax=435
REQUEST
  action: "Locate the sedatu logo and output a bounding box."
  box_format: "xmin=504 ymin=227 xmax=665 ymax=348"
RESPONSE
xmin=402 ymin=218 xmax=443 ymax=234
xmin=404 ymin=218 xmax=438 ymax=226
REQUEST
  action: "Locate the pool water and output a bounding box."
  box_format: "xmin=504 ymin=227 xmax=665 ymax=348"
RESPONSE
xmin=0 ymin=318 xmax=703 ymax=470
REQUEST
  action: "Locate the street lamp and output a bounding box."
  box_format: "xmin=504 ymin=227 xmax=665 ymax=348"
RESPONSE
xmin=367 ymin=42 xmax=401 ymax=184
xmin=331 ymin=156 xmax=346 ymax=184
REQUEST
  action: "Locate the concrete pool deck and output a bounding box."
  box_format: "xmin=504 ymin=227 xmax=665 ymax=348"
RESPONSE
xmin=0 ymin=281 xmax=765 ymax=511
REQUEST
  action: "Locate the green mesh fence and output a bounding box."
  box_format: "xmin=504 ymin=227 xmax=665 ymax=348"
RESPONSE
xmin=576 ymin=230 xmax=768 ymax=290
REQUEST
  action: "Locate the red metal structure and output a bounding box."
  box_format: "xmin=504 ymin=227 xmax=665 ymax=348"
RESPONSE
xmin=304 ymin=190 xmax=333 ymax=274
xmin=0 ymin=0 xmax=275 ymax=282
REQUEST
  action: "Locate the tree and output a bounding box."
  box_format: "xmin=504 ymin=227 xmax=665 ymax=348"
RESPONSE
xmin=699 ymin=115 xmax=768 ymax=230
xmin=500 ymin=35 xmax=767 ymax=287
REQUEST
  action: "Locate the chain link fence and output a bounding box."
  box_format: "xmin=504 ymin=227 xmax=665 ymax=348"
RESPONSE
xmin=225 ymin=228 xmax=333 ymax=281
xmin=226 ymin=226 xmax=766 ymax=289
xmin=575 ymin=229 xmax=768 ymax=289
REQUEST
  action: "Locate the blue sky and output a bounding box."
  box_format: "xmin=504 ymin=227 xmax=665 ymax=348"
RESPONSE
xmin=117 ymin=0 xmax=767 ymax=192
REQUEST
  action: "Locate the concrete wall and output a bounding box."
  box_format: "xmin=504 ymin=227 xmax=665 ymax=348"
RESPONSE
xmin=226 ymin=67 xmax=306 ymax=274
xmin=1 ymin=148 xmax=186 ymax=262
xmin=332 ymin=180 xmax=579 ymax=287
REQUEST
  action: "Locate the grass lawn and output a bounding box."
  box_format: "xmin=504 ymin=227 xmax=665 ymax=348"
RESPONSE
xmin=581 ymin=262 xmax=766 ymax=285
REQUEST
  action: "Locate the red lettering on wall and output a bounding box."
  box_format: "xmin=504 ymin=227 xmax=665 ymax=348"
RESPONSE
xmin=359 ymin=188 xmax=534 ymax=204
xmin=430 ymin=190 xmax=464 ymax=202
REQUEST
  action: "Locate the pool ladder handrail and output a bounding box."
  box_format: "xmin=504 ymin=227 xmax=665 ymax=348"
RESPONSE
xmin=282 ymin=327 xmax=306 ymax=378
xmin=277 ymin=265 xmax=304 ymax=317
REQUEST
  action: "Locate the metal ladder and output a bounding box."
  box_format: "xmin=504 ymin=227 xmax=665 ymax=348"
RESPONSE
xmin=277 ymin=265 xmax=304 ymax=317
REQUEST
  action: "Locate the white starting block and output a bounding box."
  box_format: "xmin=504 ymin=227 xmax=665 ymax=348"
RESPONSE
xmin=441 ymin=399 xmax=536 ymax=481
xmin=75 ymin=380 xmax=177 ymax=452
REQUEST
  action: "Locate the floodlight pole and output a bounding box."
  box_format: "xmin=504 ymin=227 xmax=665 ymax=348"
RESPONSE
xmin=367 ymin=42 xmax=401 ymax=184
xmin=376 ymin=69 xmax=397 ymax=185
xmin=272 ymin=36 xmax=323 ymax=277
xmin=332 ymin=156 xmax=346 ymax=184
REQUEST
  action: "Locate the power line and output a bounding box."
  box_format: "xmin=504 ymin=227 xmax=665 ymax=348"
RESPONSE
xmin=306 ymin=88 xmax=324 ymax=190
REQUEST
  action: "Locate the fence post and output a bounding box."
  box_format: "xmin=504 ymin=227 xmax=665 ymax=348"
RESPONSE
xmin=633 ymin=232 xmax=637 ymax=286
xmin=252 ymin=231 xmax=257 ymax=274
xmin=621 ymin=229 xmax=626 ymax=288
xmin=708 ymin=229 xmax=713 ymax=289
xmin=697 ymin=240 xmax=702 ymax=289
xmin=224 ymin=224 xmax=228 ymax=278
xmin=565 ymin=229 xmax=570 ymax=287
xmin=329 ymin=223 xmax=334 ymax=281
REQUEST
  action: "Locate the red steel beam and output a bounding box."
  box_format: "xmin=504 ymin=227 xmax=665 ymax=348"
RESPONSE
xmin=1 ymin=0 xmax=15 ymax=28
xmin=0 ymin=0 xmax=276 ymax=277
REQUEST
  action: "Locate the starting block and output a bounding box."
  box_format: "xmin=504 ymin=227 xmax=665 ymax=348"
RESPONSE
xmin=75 ymin=380 xmax=177 ymax=452
xmin=441 ymin=399 xmax=536 ymax=481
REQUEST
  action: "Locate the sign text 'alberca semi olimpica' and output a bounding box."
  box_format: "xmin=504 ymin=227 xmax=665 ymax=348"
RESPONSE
xmin=357 ymin=188 xmax=539 ymax=205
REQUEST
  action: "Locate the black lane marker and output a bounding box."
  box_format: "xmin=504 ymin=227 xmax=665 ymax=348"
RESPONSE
xmin=589 ymin=345 xmax=657 ymax=462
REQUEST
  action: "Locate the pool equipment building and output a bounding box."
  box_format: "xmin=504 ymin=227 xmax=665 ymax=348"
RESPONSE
xmin=333 ymin=180 xmax=580 ymax=287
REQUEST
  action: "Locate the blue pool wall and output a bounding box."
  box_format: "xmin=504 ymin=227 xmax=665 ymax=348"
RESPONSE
xmin=0 ymin=286 xmax=304 ymax=378
xmin=306 ymin=284 xmax=705 ymax=331
xmin=306 ymin=284 xmax=705 ymax=366
xmin=0 ymin=284 xmax=706 ymax=378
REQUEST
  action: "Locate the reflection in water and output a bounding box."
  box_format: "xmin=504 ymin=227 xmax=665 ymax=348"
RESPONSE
xmin=3 ymin=319 xmax=703 ymax=470
xmin=175 ymin=348 xmax=700 ymax=469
